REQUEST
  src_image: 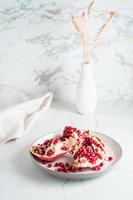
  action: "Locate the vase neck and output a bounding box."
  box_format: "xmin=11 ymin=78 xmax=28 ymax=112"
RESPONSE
xmin=82 ymin=63 xmax=93 ymax=72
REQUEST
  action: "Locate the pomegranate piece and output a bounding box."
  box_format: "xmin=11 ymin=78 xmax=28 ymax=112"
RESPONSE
xmin=30 ymin=136 xmax=69 ymax=162
xmin=61 ymin=126 xmax=81 ymax=152
xmin=62 ymin=126 xmax=81 ymax=140
xmin=73 ymin=131 xmax=105 ymax=169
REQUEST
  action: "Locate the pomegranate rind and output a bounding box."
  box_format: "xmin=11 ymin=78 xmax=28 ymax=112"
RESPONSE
xmin=30 ymin=146 xmax=68 ymax=162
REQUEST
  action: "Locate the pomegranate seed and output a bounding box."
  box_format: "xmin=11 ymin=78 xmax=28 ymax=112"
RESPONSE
xmin=65 ymin=163 xmax=70 ymax=168
xmin=76 ymin=130 xmax=81 ymax=136
xmin=44 ymin=139 xmax=51 ymax=146
xmin=47 ymin=163 xmax=52 ymax=168
xmin=42 ymin=161 xmax=47 ymax=165
xmin=38 ymin=148 xmax=43 ymax=155
xmin=92 ymin=166 xmax=101 ymax=171
xmin=47 ymin=149 xmax=54 ymax=156
xmin=96 ymin=153 xmax=103 ymax=160
xmin=68 ymin=166 xmax=73 ymax=172
xmin=58 ymin=162 xmax=64 ymax=168
xmin=61 ymin=146 xmax=68 ymax=151
xmin=72 ymin=167 xmax=77 ymax=173
xmin=52 ymin=138 xmax=59 ymax=145
xmin=99 ymin=162 xmax=104 ymax=167
xmin=62 ymin=168 xmax=67 ymax=173
xmin=57 ymin=168 xmax=63 ymax=172
xmin=69 ymin=150 xmax=74 ymax=154
xmin=108 ymin=156 xmax=113 ymax=161
xmin=77 ymin=167 xmax=82 ymax=172
xmin=53 ymin=163 xmax=59 ymax=167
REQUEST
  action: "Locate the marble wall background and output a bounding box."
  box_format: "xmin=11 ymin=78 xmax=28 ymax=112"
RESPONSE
xmin=0 ymin=0 xmax=133 ymax=101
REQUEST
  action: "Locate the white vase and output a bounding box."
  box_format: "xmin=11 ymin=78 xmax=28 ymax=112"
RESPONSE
xmin=75 ymin=63 xmax=97 ymax=115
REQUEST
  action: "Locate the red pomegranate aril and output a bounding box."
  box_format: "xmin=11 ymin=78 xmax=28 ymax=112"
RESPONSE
xmin=69 ymin=150 xmax=74 ymax=154
xmin=57 ymin=168 xmax=62 ymax=172
xmin=96 ymin=153 xmax=103 ymax=160
xmin=65 ymin=163 xmax=70 ymax=168
xmin=108 ymin=156 xmax=113 ymax=161
xmin=59 ymin=136 xmax=64 ymax=141
xmin=54 ymin=163 xmax=59 ymax=167
xmin=52 ymin=138 xmax=59 ymax=145
xmin=47 ymin=163 xmax=52 ymax=168
xmin=76 ymin=130 xmax=81 ymax=136
xmin=90 ymin=159 xmax=95 ymax=164
xmin=77 ymin=167 xmax=82 ymax=172
xmin=99 ymin=162 xmax=104 ymax=167
xmin=38 ymin=148 xmax=43 ymax=155
xmin=72 ymin=167 xmax=77 ymax=173
xmin=42 ymin=161 xmax=47 ymax=165
xmin=61 ymin=146 xmax=68 ymax=151
xmin=47 ymin=149 xmax=54 ymax=156
xmin=62 ymin=167 xmax=67 ymax=173
xmin=92 ymin=166 xmax=101 ymax=171
xmin=58 ymin=162 xmax=65 ymax=168
xmin=68 ymin=166 xmax=73 ymax=172
xmin=44 ymin=139 xmax=51 ymax=146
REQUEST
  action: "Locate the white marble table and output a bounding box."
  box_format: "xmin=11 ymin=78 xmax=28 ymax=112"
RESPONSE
xmin=0 ymin=100 xmax=133 ymax=200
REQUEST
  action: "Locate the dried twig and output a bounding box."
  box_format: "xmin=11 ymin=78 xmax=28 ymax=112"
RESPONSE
xmin=92 ymin=11 xmax=116 ymax=54
xmin=96 ymin=10 xmax=115 ymax=18
xmin=72 ymin=14 xmax=89 ymax=64
xmin=88 ymin=1 xmax=95 ymax=16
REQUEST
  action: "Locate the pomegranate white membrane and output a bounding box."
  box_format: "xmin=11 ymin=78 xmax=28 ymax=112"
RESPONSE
xmin=75 ymin=63 xmax=97 ymax=115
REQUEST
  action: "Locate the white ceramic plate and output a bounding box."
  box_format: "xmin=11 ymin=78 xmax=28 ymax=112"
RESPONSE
xmin=30 ymin=131 xmax=122 ymax=180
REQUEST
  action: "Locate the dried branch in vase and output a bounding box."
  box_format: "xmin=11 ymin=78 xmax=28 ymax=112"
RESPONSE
xmin=72 ymin=14 xmax=89 ymax=64
xmin=88 ymin=0 xmax=94 ymax=16
xmin=71 ymin=1 xmax=117 ymax=63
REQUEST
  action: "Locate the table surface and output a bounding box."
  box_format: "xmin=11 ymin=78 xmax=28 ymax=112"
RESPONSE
xmin=0 ymin=99 xmax=133 ymax=200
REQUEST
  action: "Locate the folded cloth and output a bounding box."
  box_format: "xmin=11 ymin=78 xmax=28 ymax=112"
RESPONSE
xmin=0 ymin=85 xmax=53 ymax=145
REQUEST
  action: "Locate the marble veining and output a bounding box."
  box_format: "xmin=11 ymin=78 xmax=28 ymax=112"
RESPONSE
xmin=0 ymin=0 xmax=132 ymax=101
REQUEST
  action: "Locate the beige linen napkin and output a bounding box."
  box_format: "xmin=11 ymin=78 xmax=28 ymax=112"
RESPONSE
xmin=0 ymin=85 xmax=53 ymax=145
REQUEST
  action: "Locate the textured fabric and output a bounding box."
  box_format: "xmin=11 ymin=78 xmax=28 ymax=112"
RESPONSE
xmin=0 ymin=85 xmax=53 ymax=145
